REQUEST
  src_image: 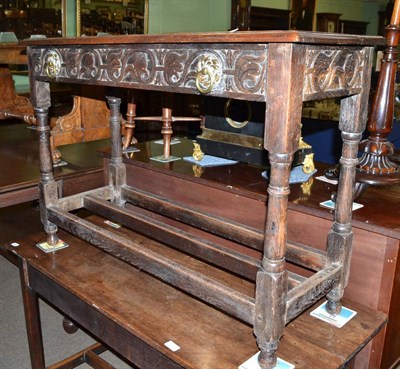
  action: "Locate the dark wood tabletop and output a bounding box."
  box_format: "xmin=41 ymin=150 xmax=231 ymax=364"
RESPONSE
xmin=0 ymin=205 xmax=387 ymax=369
xmin=20 ymin=30 xmax=384 ymax=46
xmin=0 ymin=122 xmax=107 ymax=207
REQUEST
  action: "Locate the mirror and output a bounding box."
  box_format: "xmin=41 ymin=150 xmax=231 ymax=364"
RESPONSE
xmin=76 ymin=0 xmax=148 ymax=37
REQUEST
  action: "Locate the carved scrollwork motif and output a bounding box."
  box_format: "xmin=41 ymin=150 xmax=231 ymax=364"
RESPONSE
xmin=55 ymin=48 xmax=103 ymax=80
xmin=118 ymin=49 xmax=156 ymax=83
xmin=163 ymin=50 xmax=193 ymax=86
xmin=79 ymin=50 xmax=102 ymax=80
xmin=304 ymin=47 xmax=365 ymax=100
xmin=32 ymin=45 xmax=267 ymax=100
xmin=64 ymin=49 xmax=80 ymax=78
xmin=234 ymin=52 xmax=266 ymax=93
xmin=106 ymin=49 xmax=124 ymax=81
xmin=31 ymin=49 xmax=44 ymax=76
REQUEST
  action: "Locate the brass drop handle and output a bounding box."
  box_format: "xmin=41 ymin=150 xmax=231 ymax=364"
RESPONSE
xmin=195 ymin=55 xmax=221 ymax=94
xmin=196 ymin=66 xmax=216 ymax=94
xmin=45 ymin=52 xmax=61 ymax=79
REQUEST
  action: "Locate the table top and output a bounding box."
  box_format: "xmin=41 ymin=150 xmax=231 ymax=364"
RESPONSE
xmin=0 ymin=123 xmax=106 ymax=195
xmin=21 ymin=31 xmax=384 ymax=46
xmin=0 ymin=205 xmax=387 ymax=369
xmin=101 ymin=138 xmax=400 ymax=239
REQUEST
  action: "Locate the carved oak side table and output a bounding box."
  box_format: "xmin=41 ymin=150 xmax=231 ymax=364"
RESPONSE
xmin=22 ymin=31 xmax=382 ymax=369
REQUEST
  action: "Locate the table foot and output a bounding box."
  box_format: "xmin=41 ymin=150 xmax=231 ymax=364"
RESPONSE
xmin=258 ymin=349 xmax=277 ymax=369
xmin=326 ymin=298 xmax=342 ymax=315
xmin=36 ymin=239 xmax=68 ymax=253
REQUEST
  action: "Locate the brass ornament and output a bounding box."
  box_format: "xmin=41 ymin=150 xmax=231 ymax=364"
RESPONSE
xmin=192 ymin=164 xmax=204 ymax=178
xmin=192 ymin=142 xmax=205 ymax=161
xmin=45 ymin=52 xmax=61 ymax=79
xmin=224 ymin=99 xmax=251 ymax=129
xmin=298 ymin=136 xmax=312 ymax=150
xmin=302 ymin=153 xmax=315 ymax=174
xmin=195 ymin=54 xmax=221 ymax=94
xmin=301 ymin=177 xmax=314 ymax=196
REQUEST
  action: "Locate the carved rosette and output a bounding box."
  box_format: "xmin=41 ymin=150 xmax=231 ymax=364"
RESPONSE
xmin=303 ymin=47 xmax=365 ymax=101
xmin=31 ymin=45 xmax=267 ymax=100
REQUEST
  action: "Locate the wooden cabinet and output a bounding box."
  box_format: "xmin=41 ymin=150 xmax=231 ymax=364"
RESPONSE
xmin=340 ymin=20 xmax=369 ymax=35
xmin=0 ymin=123 xmax=106 ymax=208
xmin=317 ymin=13 xmax=342 ymax=33
xmin=230 ymin=0 xmax=291 ymax=30
xmin=248 ymin=6 xmax=291 ymax=30
xmin=317 ymin=13 xmax=369 ymax=35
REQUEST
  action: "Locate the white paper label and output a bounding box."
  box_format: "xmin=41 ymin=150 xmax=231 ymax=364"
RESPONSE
xmin=310 ymin=301 xmax=357 ymax=328
xmin=164 ymin=340 xmax=180 ymax=352
xmin=239 ymin=352 xmax=295 ymax=369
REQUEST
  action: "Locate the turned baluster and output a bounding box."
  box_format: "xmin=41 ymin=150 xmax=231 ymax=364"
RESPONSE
xmin=357 ymin=0 xmax=400 ymax=184
xmin=107 ymin=96 xmax=126 ymax=206
xmin=4 ymin=111 xmax=36 ymax=125
xmin=122 ymin=99 xmax=139 ymax=152
xmin=36 ymin=106 xmax=60 ymax=247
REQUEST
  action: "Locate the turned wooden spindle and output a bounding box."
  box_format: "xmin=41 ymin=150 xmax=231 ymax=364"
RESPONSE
xmin=4 ymin=111 xmax=37 ymax=125
xmin=134 ymin=106 xmax=203 ymax=162
xmin=357 ymin=0 xmax=400 ymax=184
xmin=122 ymin=100 xmax=138 ymax=151
xmin=161 ymin=107 xmax=173 ymax=159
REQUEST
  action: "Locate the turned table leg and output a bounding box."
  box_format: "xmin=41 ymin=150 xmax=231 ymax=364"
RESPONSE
xmin=326 ymin=78 xmax=372 ymax=311
xmin=254 ymin=42 xmax=305 ymax=368
xmin=36 ymin=106 xmax=60 ymax=248
xmin=255 ymin=153 xmax=292 ymax=368
xmin=326 ymin=129 xmax=363 ymax=314
xmin=107 ymin=96 xmax=126 ymax=206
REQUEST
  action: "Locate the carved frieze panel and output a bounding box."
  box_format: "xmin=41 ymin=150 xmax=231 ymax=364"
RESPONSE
xmin=29 ymin=43 xmax=371 ymax=103
xmin=303 ymin=46 xmax=366 ymax=101
xmin=30 ymin=44 xmax=268 ymax=101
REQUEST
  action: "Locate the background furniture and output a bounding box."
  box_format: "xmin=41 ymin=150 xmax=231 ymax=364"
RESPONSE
xmin=0 ymin=44 xmax=33 ymax=119
xmin=0 ymin=43 xmax=113 ymax=163
xmin=0 ymin=123 xmax=106 ymax=208
xmin=357 ymin=0 xmax=400 ymax=185
xmin=230 ymin=0 xmax=291 ymax=31
xmin=316 ymin=13 xmax=342 ymax=33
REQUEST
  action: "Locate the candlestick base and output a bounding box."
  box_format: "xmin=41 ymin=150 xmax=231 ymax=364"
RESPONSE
xmin=356 ymin=138 xmax=400 ymax=186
